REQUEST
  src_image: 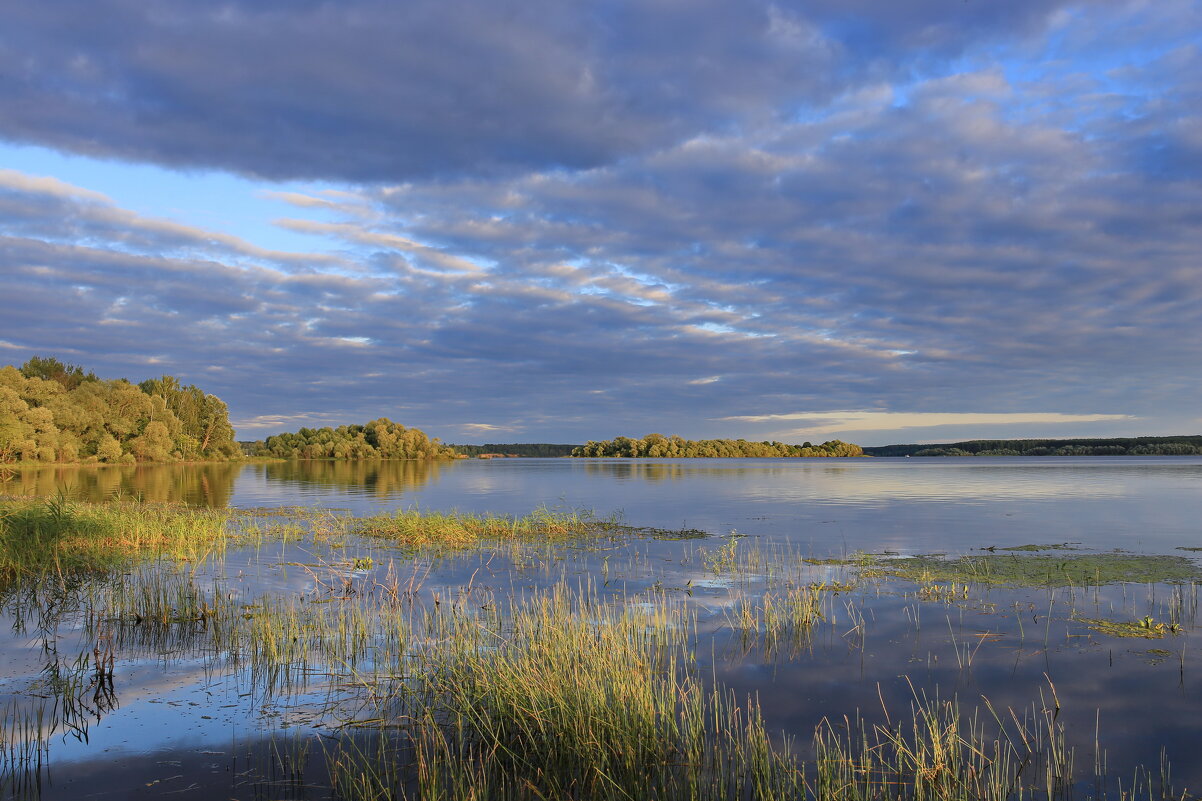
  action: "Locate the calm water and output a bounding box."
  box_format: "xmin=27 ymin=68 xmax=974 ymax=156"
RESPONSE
xmin=3 ymin=456 xmax=1202 ymax=798
xmin=5 ymin=456 xmax=1202 ymax=555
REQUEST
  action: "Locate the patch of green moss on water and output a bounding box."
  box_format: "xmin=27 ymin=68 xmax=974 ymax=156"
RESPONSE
xmin=868 ymin=553 xmax=1200 ymax=587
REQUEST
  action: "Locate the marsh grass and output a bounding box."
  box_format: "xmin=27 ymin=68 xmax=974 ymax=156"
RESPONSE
xmin=865 ymin=553 xmax=1201 ymax=589
xmin=8 ymin=559 xmax=1194 ymax=801
xmin=729 ymin=583 xmax=828 ymax=657
xmin=0 ymin=495 xmax=229 ymax=579
xmin=811 ymin=682 xmax=1191 ymax=801
xmin=1 ymin=500 xmax=1198 ymax=801
xmin=350 ymin=506 xmax=615 ymax=550
xmin=361 ymin=586 xmax=806 ymax=801
xmin=811 ymin=684 xmax=1080 ymax=801
xmin=0 ymin=700 xmax=50 ymax=799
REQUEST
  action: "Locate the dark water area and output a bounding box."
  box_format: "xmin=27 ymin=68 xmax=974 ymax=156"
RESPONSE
xmin=2 ymin=456 xmax=1202 ymax=798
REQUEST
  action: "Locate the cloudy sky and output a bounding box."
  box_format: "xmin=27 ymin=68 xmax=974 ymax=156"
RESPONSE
xmin=1 ymin=0 xmax=1199 ymax=446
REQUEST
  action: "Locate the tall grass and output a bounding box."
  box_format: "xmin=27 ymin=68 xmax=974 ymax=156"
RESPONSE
xmin=6 ymin=560 xmax=1191 ymax=801
xmin=338 ymin=586 xmax=805 ymax=801
xmin=350 ymin=506 xmax=608 ymax=550
xmin=812 ymin=682 xmax=1074 ymax=801
xmin=0 ymin=494 xmax=229 ymax=579
xmin=1 ymin=501 xmax=1196 ymax=801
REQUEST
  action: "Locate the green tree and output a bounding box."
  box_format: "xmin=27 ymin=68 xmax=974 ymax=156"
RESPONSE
xmin=19 ymin=356 xmax=97 ymax=390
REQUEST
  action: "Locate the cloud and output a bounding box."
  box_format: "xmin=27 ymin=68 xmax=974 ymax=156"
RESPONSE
xmin=0 ymin=169 xmax=112 ymax=203
xmin=230 ymin=412 xmax=395 ymax=433
xmin=458 ymin=423 xmax=521 ymax=435
xmin=0 ymin=0 xmax=1136 ymax=183
xmin=719 ymin=411 xmax=1139 ymax=436
xmin=1 ymin=2 xmax=1200 ymax=443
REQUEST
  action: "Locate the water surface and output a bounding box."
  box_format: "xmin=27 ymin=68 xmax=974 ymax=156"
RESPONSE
xmin=3 ymin=456 xmax=1201 ymax=798
xmin=6 ymin=456 xmax=1201 ymax=555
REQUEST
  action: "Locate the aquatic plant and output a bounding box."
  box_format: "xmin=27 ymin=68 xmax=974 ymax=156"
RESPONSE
xmin=350 ymin=506 xmax=612 ymax=550
xmin=0 ymin=495 xmax=229 ymax=579
xmin=866 ymin=553 xmax=1201 ymax=588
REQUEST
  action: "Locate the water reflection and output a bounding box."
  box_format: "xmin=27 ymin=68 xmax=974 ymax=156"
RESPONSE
xmin=580 ymin=457 xmax=1163 ymax=501
xmin=253 ymin=459 xmax=445 ymax=499
xmin=0 ymin=459 xmax=447 ymax=509
xmin=263 ymin=454 xmax=447 ymax=493
xmin=0 ymin=463 xmax=240 ymax=507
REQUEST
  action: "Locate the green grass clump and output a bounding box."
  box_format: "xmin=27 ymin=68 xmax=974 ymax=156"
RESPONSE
xmin=812 ymin=685 xmax=1076 ymax=801
xmin=388 ymin=588 xmax=803 ymax=801
xmin=873 ymin=553 xmax=1200 ymax=588
xmin=0 ymin=495 xmax=229 ymax=580
xmin=350 ymin=506 xmax=608 ymax=549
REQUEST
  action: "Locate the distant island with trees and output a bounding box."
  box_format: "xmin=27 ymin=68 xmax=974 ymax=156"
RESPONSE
xmin=6 ymin=358 xmax=1202 ymax=465
xmin=248 ymin=420 xmax=456 ymax=460
xmin=571 ymin=435 xmax=864 ymax=458
xmin=863 ymin=436 xmax=1202 ymax=457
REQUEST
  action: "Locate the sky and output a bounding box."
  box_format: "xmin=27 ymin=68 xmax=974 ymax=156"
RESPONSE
xmin=1 ymin=0 xmax=1200 ymax=447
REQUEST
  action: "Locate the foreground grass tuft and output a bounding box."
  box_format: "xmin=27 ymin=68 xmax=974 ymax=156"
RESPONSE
xmin=333 ymin=587 xmax=804 ymax=801
xmin=0 ymin=494 xmax=229 ymax=579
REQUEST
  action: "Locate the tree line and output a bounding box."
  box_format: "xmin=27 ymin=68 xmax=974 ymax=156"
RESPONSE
xmin=249 ymin=419 xmax=457 ymax=460
xmin=447 ymin=443 xmax=578 ymax=458
xmin=0 ymin=357 xmax=239 ymax=463
xmin=571 ymin=435 xmax=864 ymax=458
xmin=863 ymin=436 xmax=1202 ymax=457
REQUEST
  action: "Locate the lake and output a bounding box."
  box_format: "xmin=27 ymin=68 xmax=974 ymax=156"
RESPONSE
xmin=6 ymin=456 xmax=1202 ymax=555
xmin=2 ymin=456 xmax=1201 ymax=799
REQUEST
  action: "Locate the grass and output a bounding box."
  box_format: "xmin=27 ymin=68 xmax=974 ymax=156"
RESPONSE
xmin=349 ymin=506 xmax=616 ymax=550
xmin=2 ymin=500 xmax=1199 ymax=800
xmin=6 ymin=554 xmax=1196 ymax=801
xmin=728 ymin=583 xmax=828 ymax=657
xmin=868 ymin=553 xmax=1202 ymax=588
xmin=347 ymin=585 xmax=806 ymax=801
xmin=0 ymin=494 xmax=229 ymax=580
xmin=811 ymin=683 xmax=1076 ymax=801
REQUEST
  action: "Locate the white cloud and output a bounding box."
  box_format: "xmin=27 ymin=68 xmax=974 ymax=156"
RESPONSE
xmin=0 ymin=168 xmax=112 ymax=203
xmin=719 ymin=411 xmax=1138 ymax=436
xmin=459 ymin=423 xmax=520 ymax=434
xmin=229 ymin=413 xmax=350 ymax=432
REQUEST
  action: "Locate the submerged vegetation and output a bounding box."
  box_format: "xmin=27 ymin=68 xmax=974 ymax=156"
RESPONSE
xmin=572 ymin=434 xmax=864 ymax=458
xmin=0 ymin=357 xmax=239 ymax=464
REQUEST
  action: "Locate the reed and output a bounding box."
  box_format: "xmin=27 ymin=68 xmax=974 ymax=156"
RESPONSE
xmin=729 ymin=583 xmax=828 ymax=657
xmin=4 ymin=514 xmax=1195 ymax=801
xmin=364 ymin=586 xmax=805 ymax=801
xmin=811 ymin=683 xmax=1075 ymax=801
xmin=350 ymin=506 xmax=610 ymax=550
xmin=0 ymin=494 xmax=229 ymax=579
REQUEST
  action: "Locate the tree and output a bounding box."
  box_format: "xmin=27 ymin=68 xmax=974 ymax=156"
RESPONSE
xmin=20 ymin=356 xmax=97 ymax=390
